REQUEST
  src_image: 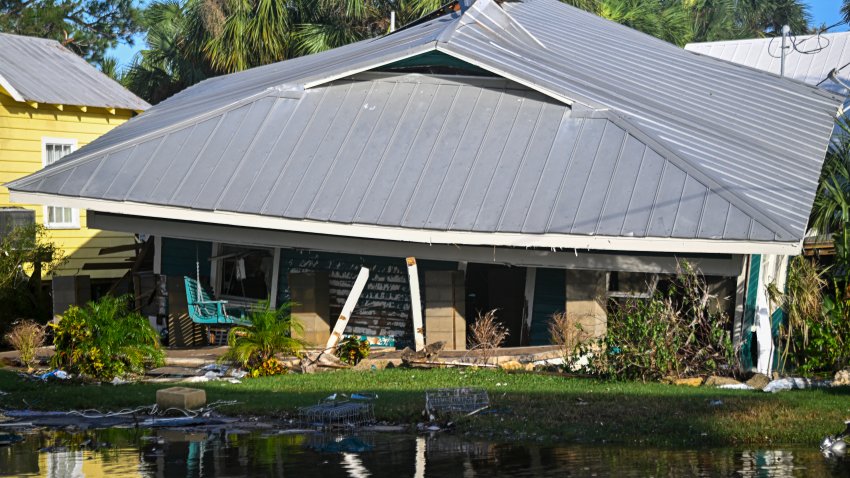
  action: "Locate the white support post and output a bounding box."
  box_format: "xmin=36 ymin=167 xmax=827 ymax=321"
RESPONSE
xmin=326 ymin=267 xmax=370 ymax=350
xmin=523 ymin=267 xmax=537 ymax=345
xmin=733 ymin=256 xmax=749 ymax=348
xmin=407 ymin=257 xmax=426 ymax=351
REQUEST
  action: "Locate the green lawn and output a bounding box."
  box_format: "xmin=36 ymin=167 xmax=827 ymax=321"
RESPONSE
xmin=1 ymin=367 xmax=848 ymax=447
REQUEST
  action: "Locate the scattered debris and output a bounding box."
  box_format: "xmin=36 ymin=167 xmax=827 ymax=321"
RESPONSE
xmin=499 ymin=360 xmax=534 ymax=371
xmin=745 ymin=373 xmax=771 ymax=390
xmin=833 ymin=369 xmax=850 ymax=387
xmin=821 ymin=420 xmax=850 ymax=457
xmin=717 ymin=383 xmax=754 ymax=390
xmin=672 ymin=377 xmax=703 ymax=387
xmin=401 ymin=341 xmax=445 ymax=367
xmin=763 ymin=377 xmax=831 ymax=393
xmin=111 ymin=377 xmax=129 ymax=385
xmin=709 ymin=400 xmax=723 ymax=407
xmin=298 ymin=398 xmax=375 ymax=429
xmin=157 ymin=386 xmax=206 ymax=410
xmin=0 ymin=400 xmax=239 ymax=430
xmin=38 ymin=370 xmax=69 ymax=381
xmin=300 ymin=351 xmax=348 ymax=374
xmin=425 ymin=388 xmax=489 ymax=419
xmin=704 ymin=376 xmax=744 ymax=387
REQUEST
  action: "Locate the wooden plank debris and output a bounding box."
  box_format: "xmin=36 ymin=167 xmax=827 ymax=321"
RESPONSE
xmin=407 ymin=257 xmax=425 ymax=351
xmin=326 ymin=266 xmax=370 ymax=350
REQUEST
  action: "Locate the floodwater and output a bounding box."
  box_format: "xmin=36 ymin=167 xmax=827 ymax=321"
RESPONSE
xmin=1 ymin=429 xmax=849 ymax=477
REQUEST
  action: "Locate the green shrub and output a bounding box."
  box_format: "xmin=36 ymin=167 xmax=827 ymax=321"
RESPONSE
xmin=335 ymin=336 xmax=370 ymax=365
xmin=5 ymin=320 xmax=46 ymax=369
xmin=581 ymin=263 xmax=736 ymax=381
xmin=222 ymin=301 xmax=304 ymax=376
xmin=50 ymin=295 xmax=165 ymax=380
xmin=0 ymin=224 xmax=65 ymax=338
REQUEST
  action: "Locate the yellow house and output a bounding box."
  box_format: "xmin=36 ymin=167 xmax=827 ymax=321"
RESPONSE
xmin=0 ymin=32 xmax=149 ymax=285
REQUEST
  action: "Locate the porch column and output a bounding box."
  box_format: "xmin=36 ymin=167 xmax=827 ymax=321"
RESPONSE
xmin=565 ymin=269 xmax=607 ymax=339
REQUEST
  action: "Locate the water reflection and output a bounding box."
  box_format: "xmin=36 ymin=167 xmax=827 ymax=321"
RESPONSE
xmin=1 ymin=429 xmax=849 ymax=477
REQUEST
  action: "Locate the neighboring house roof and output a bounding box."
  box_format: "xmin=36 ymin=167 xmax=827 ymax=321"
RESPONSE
xmin=0 ymin=32 xmax=149 ymax=111
xmin=6 ymin=0 xmax=842 ymax=254
xmin=685 ymin=32 xmax=850 ymax=95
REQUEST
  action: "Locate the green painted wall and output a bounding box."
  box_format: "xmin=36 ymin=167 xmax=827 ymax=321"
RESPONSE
xmin=530 ymin=268 xmax=567 ymax=345
xmin=161 ymin=238 xmax=212 ymax=283
xmin=740 ymin=254 xmax=761 ymax=371
xmin=277 ymin=248 xmax=456 ymax=348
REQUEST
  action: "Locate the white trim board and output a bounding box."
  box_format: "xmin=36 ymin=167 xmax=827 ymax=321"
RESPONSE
xmin=10 ymin=192 xmax=803 ymax=256
xmin=88 ymin=212 xmax=746 ymax=276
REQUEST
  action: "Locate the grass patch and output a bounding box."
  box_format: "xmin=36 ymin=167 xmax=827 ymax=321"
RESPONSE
xmin=1 ymin=368 xmax=848 ymax=447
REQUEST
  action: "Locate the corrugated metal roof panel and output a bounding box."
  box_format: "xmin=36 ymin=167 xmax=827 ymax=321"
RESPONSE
xmin=9 ymin=74 xmax=760 ymax=240
xmin=686 ymin=32 xmax=850 ymax=95
xmin=0 ymin=32 xmax=149 ymax=110
xmin=7 ymin=0 xmax=841 ymax=249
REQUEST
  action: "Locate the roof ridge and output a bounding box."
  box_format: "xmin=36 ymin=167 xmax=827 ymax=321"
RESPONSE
xmin=446 ymin=0 xmax=544 ymax=49
xmin=587 ymin=109 xmax=796 ymax=240
xmin=686 ymin=30 xmax=850 ymax=48
xmin=5 ymin=87 xmax=282 ymax=191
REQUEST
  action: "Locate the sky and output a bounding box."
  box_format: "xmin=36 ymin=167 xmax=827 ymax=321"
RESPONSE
xmin=106 ymin=0 xmax=850 ymax=68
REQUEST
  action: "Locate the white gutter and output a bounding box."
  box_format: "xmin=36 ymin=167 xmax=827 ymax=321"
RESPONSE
xmin=10 ymin=191 xmax=803 ymax=256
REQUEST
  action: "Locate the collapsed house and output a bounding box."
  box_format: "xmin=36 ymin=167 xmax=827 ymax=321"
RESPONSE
xmin=5 ymin=0 xmax=842 ymax=371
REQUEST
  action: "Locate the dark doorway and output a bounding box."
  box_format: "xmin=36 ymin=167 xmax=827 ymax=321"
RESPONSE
xmin=465 ymin=263 xmax=527 ymax=347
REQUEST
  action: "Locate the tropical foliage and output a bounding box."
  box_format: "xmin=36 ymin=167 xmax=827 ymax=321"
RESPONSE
xmin=565 ymin=0 xmax=810 ymax=46
xmin=0 ymin=0 xmax=141 ymax=64
xmin=581 ymin=263 xmax=736 ymax=381
xmin=51 ymin=296 xmax=165 ymax=380
xmin=0 ymin=224 xmax=65 ymax=337
xmin=222 ymin=301 xmax=304 ymax=377
xmin=335 ymin=336 xmax=371 ymax=365
xmin=122 ymin=0 xmax=813 ymax=104
xmin=772 ymin=116 xmax=850 ymax=374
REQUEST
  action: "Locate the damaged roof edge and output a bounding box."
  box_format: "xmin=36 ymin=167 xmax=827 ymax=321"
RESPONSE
xmin=8 ymin=190 xmax=805 ymax=256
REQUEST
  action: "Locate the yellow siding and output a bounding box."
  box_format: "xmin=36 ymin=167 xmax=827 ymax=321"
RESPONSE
xmin=0 ymin=93 xmax=138 ymax=280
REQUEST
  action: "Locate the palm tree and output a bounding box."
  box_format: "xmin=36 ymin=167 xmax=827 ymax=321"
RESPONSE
xmin=735 ymin=0 xmax=809 ymax=37
xmin=223 ymin=302 xmax=305 ymax=370
xmin=123 ymin=0 xmax=212 ymax=104
xmin=810 ymin=119 xmax=850 ymax=238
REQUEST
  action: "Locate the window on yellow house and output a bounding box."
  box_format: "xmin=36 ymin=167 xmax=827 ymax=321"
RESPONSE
xmin=42 ymin=138 xmax=79 ymax=229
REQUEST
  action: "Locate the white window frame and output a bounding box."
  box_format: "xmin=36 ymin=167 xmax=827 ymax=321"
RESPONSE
xmin=211 ymin=242 xmax=280 ymax=308
xmin=41 ymin=137 xmax=79 ymax=229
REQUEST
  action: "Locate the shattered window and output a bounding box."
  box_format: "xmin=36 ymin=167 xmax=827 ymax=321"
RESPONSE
xmin=217 ymin=244 xmax=275 ymax=301
xmin=607 ymin=271 xmax=658 ymax=299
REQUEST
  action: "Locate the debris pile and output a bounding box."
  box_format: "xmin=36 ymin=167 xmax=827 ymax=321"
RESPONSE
xmin=298 ymin=393 xmax=376 ymax=429
xmin=425 ymin=388 xmax=489 ymax=419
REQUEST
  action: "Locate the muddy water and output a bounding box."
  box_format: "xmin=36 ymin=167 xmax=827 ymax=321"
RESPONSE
xmin=1 ymin=429 xmax=849 ymax=477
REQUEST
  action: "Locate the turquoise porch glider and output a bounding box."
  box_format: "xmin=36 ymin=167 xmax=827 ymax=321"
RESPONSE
xmin=184 ymin=276 xmax=251 ymax=326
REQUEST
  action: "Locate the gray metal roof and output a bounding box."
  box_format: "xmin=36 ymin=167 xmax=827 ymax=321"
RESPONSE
xmin=686 ymin=32 xmax=850 ymax=95
xmin=0 ymin=32 xmax=149 ymax=110
xmin=6 ymin=0 xmax=842 ymax=249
